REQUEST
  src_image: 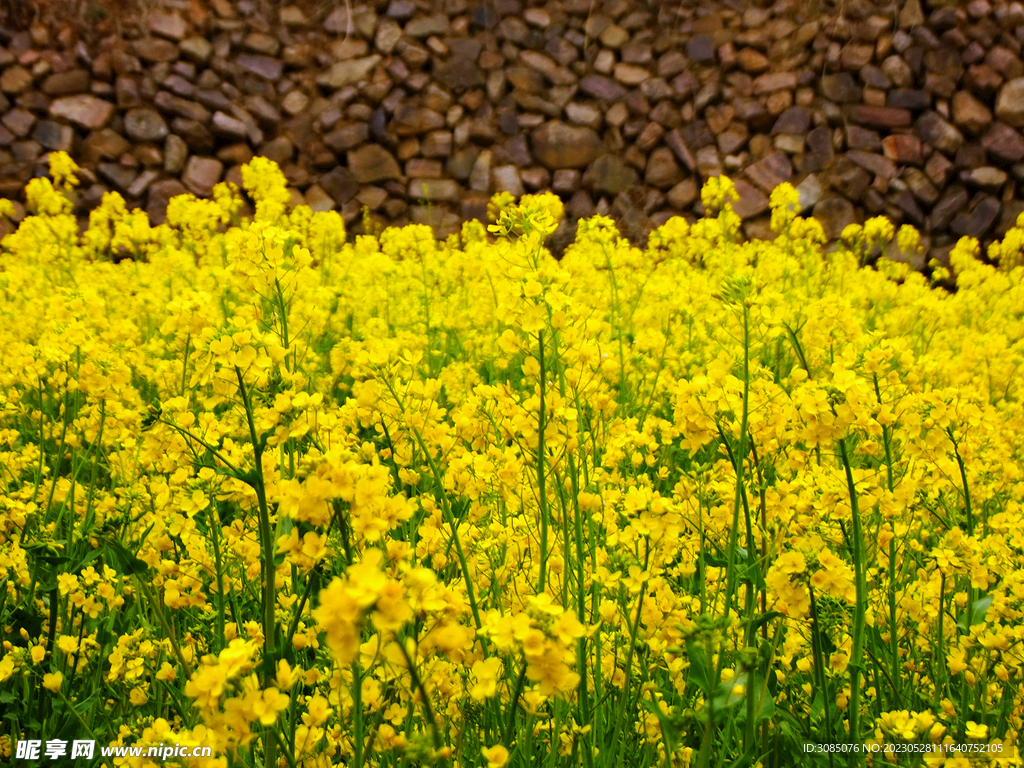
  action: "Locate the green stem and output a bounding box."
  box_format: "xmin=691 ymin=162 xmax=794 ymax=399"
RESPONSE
xmin=234 ymin=366 xmax=277 ymax=768
xmin=837 ymin=437 xmax=866 ymax=762
xmin=537 ymin=330 xmax=548 ymax=593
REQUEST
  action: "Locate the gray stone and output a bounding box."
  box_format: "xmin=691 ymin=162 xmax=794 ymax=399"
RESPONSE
xmin=32 ymin=120 xmax=73 ymax=151
xmin=493 ymin=165 xmax=525 ymax=197
xmin=795 ymin=174 xmax=823 ymax=212
xmin=211 ymin=111 xmax=248 ymax=140
xmin=583 ymin=154 xmax=640 ymax=195
xmin=236 ymin=53 xmax=283 ymax=81
xmin=124 ymin=107 xmax=169 ymax=142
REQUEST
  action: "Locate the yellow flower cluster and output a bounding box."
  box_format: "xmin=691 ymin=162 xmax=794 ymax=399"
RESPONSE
xmin=2 ymin=153 xmax=1024 ymax=767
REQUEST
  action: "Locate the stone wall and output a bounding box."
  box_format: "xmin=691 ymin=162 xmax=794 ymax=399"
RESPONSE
xmin=1 ymin=0 xmax=1023 ymax=265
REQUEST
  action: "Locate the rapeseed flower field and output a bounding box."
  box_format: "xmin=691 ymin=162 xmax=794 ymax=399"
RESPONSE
xmin=1 ymin=153 xmax=1023 ymax=767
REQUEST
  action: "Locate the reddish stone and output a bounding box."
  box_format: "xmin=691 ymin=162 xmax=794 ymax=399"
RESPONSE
xmin=881 ymin=134 xmax=923 ymax=164
xmin=847 ymin=105 xmax=912 ymax=128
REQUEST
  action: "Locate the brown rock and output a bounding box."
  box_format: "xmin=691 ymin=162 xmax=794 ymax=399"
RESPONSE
xmin=259 ymin=136 xmax=293 ymax=165
xmin=317 ymin=56 xmax=382 ymax=89
xmin=772 ymin=106 xmax=811 ymax=135
xmin=531 ymin=121 xmax=604 ymax=169
xmin=41 ymin=69 xmax=90 ymax=96
xmin=98 ymin=162 xmax=138 ymax=192
xmin=236 ymin=53 xmax=283 ymax=82
xmin=405 ymin=13 xmax=449 ymax=37
xmin=281 ymin=90 xmax=308 ymax=117
xmin=303 ymin=184 xmax=335 ymax=212
xmin=686 ymin=35 xmax=716 ymax=63
xmin=2 ymin=108 xmax=33 ymax=137
xmin=841 ymin=43 xmax=875 ymax=71
xmin=83 ymin=128 xmax=130 ymax=161
xmin=182 ymin=156 xmax=223 ymax=196
xmin=127 ymin=169 xmax=160 ymax=199
xmin=173 ymin=118 xmax=214 ymax=152
xmin=154 ymin=92 xmax=211 ymax=123
xmin=324 ymin=123 xmax=369 ymax=153
xmin=644 ymin=147 xmax=682 ymax=189
xmin=147 ymin=179 xmax=188 ymax=224
xmin=493 ymin=166 xmax=525 ymax=196
xmin=49 ymin=95 xmax=113 ymax=130
xmin=887 ymin=89 xmax=931 ymax=110
xmin=348 ymin=144 xmax=402 ymax=183
xmin=996 ymin=78 xmax=1024 ymax=127
xmin=930 ymin=186 xmax=969 ymax=230
xmin=951 ymin=194 xmax=1000 ymax=237
xmin=179 ymin=37 xmax=213 ymax=65
xmin=578 ymin=74 xmax=626 ymax=101
xmin=752 ymin=72 xmax=798 ymax=94
xmin=737 ymin=48 xmax=769 ymax=74
xmin=915 ymin=111 xmax=964 ymax=153
xmin=164 ymin=134 xmax=188 ymax=173
xmin=982 ymin=122 xmax=1024 ymax=161
xmin=696 ymin=146 xmax=722 ymax=177
xmin=832 ymin=159 xmax=871 ymax=200
xmin=745 ymin=151 xmax=793 ymax=193
xmin=133 ymin=38 xmax=179 ymax=63
xmin=667 ymin=178 xmax=697 ymax=209
xmin=584 ymin=154 xmax=639 ymax=195
xmin=124 ymin=107 xmax=169 ymax=142
xmin=881 ymin=55 xmax=914 ymax=88
xmin=951 ymin=91 xmax=993 ymax=135
xmin=814 ymin=197 xmax=858 ymax=239
xmin=964 ymin=166 xmax=1008 ymax=189
xmin=925 ymin=152 xmax=953 ymax=185
xmin=392 ymin=106 xmax=445 ymax=136
xmin=903 ymin=167 xmax=939 ymax=204
xmin=848 ymin=150 xmax=897 ymax=180
xmin=409 ymin=178 xmax=461 ymax=201
xmin=0 ymin=66 xmax=33 ymax=93
xmin=899 ymin=0 xmax=925 ymax=28
xmin=664 ymin=128 xmax=696 ymax=172
xmin=435 ymin=57 xmax=484 ymax=91
xmin=319 ymin=167 xmax=359 ymax=205
xmin=820 ymin=72 xmax=860 ymax=102
xmin=150 ymin=12 xmax=189 ymax=40
xmin=614 ymin=63 xmax=650 ymax=86
xmin=732 ymin=177 xmax=769 ymax=219
xmin=881 ymin=134 xmax=923 ymax=164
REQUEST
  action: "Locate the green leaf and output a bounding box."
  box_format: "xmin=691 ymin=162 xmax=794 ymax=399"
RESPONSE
xmin=103 ymin=540 xmax=149 ymax=576
xmin=957 ymin=594 xmax=993 ymax=633
xmin=685 ymin=640 xmax=712 ymax=695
